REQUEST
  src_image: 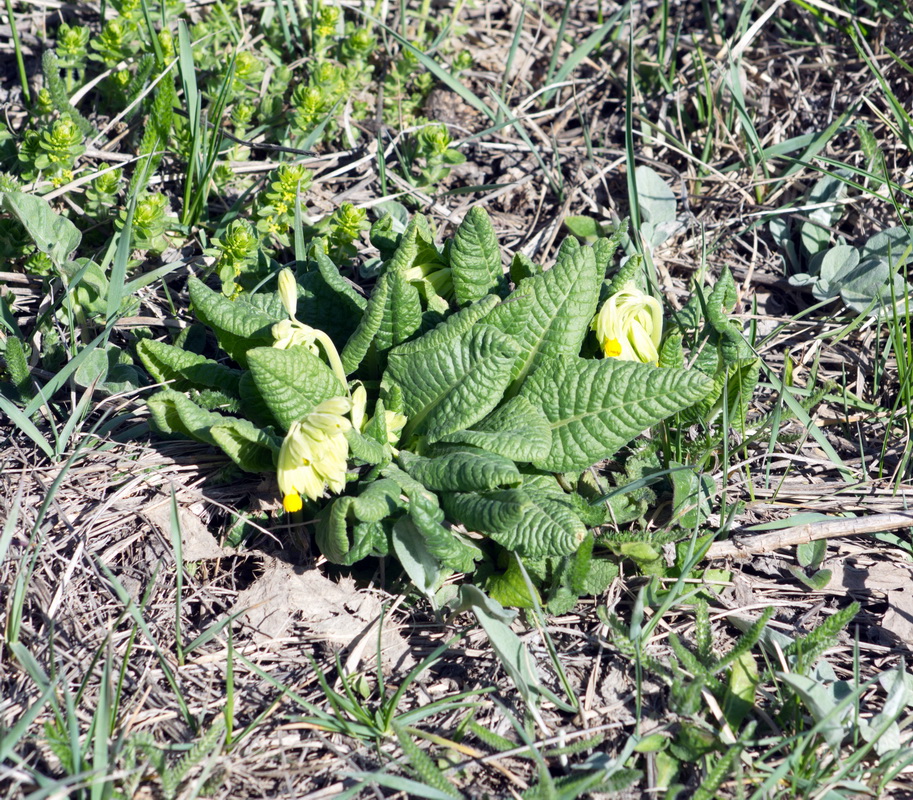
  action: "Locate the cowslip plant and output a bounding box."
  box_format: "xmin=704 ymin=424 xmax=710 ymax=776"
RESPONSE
xmin=135 ymin=205 xmax=745 ymax=607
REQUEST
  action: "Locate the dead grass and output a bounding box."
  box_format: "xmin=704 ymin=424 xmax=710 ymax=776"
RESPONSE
xmin=4 ymin=0 xmax=913 ymax=797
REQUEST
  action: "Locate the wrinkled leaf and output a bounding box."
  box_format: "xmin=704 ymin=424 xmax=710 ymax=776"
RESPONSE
xmin=246 ymin=346 xmax=345 ymax=431
xmin=521 ymin=356 xmax=712 ymax=473
xmin=450 ymin=207 xmax=505 ymax=304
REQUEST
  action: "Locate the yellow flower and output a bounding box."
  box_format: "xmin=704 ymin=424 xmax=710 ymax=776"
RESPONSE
xmin=592 ymin=281 xmax=663 ymax=365
xmin=278 ymin=396 xmax=352 ymax=512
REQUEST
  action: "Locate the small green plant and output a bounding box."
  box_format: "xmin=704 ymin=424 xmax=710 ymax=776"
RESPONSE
xmin=774 ymin=171 xmax=913 ymax=315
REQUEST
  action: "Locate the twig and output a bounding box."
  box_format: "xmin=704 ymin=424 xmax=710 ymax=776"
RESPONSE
xmin=706 ymin=512 xmax=913 ymax=559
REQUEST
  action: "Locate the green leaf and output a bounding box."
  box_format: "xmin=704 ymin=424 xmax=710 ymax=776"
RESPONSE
xmin=352 ymin=478 xmax=404 ymax=521
xmin=0 ymin=191 xmax=81 ymax=266
xmin=450 ymin=207 xmax=505 ymax=304
xmin=564 ymin=215 xmax=604 ymax=242
xmin=209 ymin=418 xmax=280 ymax=473
xmin=447 ymin=489 xmax=585 ymax=558
xmin=312 ymin=245 xmax=368 ymax=310
xmin=442 ymin=489 xmax=526 ymax=533
xmin=187 ymin=277 xmax=276 ymax=367
xmin=797 ymin=539 xmax=827 ymax=569
xmin=341 ymin=270 xmax=422 ymax=374
xmin=486 ymin=240 xmax=600 ymax=391
xmin=345 ymin=428 xmax=391 ymax=465
xmin=147 ymin=388 xmax=233 ymax=445
xmin=669 ymin=463 xmax=715 ymax=529
xmin=388 ymin=294 xmax=500 ymax=356
xmin=399 ymin=448 xmax=522 ymax=492
xmin=387 ymin=324 xmax=519 ymax=442
xmin=487 ymin=557 xmax=541 ymax=608
xmin=407 ymin=488 xmax=481 ymax=573
xmin=391 ymin=516 xmax=449 ymax=598
xmin=246 ymin=346 xmax=345 ymax=431
xmin=437 ymin=395 xmax=551 ymax=463
xmin=237 ymin=371 xmax=279 ymax=428
xmin=520 ymin=356 xmax=713 ymax=473
xmin=316 ymin=498 xmax=391 ymax=565
xmin=137 ymin=339 xmax=242 ymax=395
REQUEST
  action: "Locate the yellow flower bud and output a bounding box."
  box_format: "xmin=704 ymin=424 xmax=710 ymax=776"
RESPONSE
xmin=592 ymin=281 xmax=663 ymax=365
xmin=350 ymin=382 xmax=367 ymax=431
xmin=278 ymin=268 xmax=298 ymax=319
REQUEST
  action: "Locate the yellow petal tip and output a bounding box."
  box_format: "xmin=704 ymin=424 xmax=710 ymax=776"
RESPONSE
xmin=283 ymin=492 xmax=303 ymax=513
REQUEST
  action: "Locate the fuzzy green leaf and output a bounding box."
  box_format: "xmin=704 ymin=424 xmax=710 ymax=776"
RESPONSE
xmin=450 ymin=207 xmax=505 ymax=304
xmin=437 ymin=395 xmax=551 ymax=462
xmin=1 ymin=191 xmax=81 ymax=266
xmin=486 ymin=239 xmax=600 ymax=391
xmin=521 ymin=356 xmax=713 ymax=473
xmin=187 ymin=277 xmax=276 ymax=367
xmin=399 ymin=448 xmax=522 ymax=492
xmin=387 ymin=324 xmax=519 ymax=441
xmin=246 ymin=346 xmax=345 ymax=431
xmin=209 ymin=418 xmax=280 ymax=473
xmin=137 ymin=339 xmax=242 ymax=395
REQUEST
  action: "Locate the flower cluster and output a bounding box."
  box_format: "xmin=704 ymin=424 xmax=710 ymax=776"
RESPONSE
xmin=278 ymin=397 xmax=352 ymax=512
xmin=592 ymin=281 xmax=663 ymax=365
